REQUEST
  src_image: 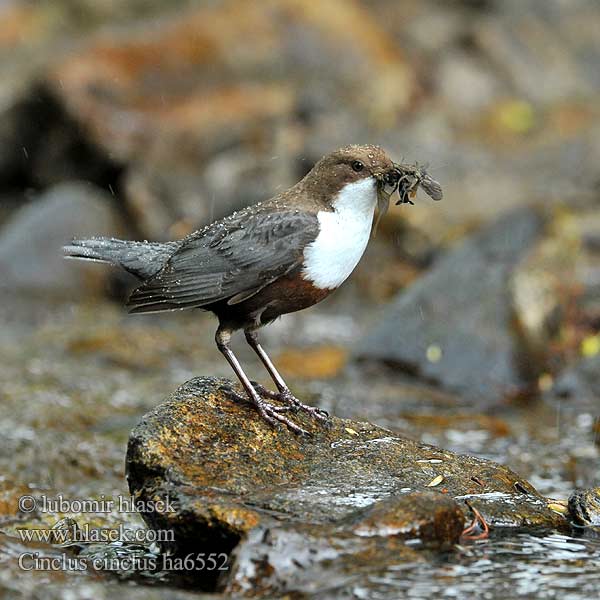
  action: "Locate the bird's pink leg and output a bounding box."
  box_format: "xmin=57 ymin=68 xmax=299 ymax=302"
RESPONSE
xmin=215 ymin=327 xmax=309 ymax=435
xmin=244 ymin=330 xmax=329 ymax=422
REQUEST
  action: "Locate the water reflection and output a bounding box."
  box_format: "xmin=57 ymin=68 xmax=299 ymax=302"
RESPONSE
xmin=359 ymin=531 xmax=600 ymax=599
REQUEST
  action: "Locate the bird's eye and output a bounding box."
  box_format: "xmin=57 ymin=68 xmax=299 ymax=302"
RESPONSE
xmin=351 ymin=160 xmax=364 ymax=172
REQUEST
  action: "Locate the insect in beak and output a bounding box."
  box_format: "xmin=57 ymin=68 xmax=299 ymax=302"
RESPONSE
xmin=393 ymin=162 xmax=443 ymax=205
xmin=373 ymin=162 xmax=443 ymax=237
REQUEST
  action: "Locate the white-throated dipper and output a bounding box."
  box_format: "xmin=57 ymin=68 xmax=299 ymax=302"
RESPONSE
xmin=64 ymin=145 xmax=442 ymax=434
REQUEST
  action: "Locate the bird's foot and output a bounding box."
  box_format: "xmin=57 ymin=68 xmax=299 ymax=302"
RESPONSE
xmin=226 ymin=388 xmax=310 ymax=436
xmin=257 ymin=399 xmax=311 ymax=436
xmin=253 ymin=383 xmax=329 ymax=422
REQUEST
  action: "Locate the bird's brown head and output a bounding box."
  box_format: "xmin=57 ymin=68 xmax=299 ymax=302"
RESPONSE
xmin=295 ymin=145 xmax=402 ymax=236
xmin=301 ymin=144 xmax=395 ymax=202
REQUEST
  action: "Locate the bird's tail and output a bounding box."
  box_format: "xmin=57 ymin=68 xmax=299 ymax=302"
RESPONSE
xmin=63 ymin=237 xmax=177 ymax=280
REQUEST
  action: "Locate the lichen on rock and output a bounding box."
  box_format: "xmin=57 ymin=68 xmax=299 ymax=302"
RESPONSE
xmin=127 ymin=376 xmax=570 ymax=594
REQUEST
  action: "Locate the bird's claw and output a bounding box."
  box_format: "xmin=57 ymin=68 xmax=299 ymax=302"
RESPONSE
xmin=253 ymin=383 xmax=329 ymax=422
xmin=258 ymin=403 xmax=311 ymax=436
xmin=226 ymin=386 xmax=310 ymax=435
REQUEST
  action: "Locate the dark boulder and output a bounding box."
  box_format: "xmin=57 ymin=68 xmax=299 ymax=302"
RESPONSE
xmin=356 ymin=208 xmax=544 ymax=407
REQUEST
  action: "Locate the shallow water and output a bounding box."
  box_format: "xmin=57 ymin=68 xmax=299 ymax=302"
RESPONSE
xmin=352 ymin=531 xmax=600 ymax=600
xmin=1 ymin=298 xmax=599 ymax=598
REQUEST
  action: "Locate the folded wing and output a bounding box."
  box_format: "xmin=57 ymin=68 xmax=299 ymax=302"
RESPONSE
xmin=126 ymin=209 xmax=319 ymax=313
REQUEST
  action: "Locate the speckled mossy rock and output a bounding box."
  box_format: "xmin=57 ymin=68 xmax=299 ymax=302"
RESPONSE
xmin=127 ymin=377 xmax=567 ymax=594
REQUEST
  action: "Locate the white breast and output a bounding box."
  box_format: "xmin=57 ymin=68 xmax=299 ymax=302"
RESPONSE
xmin=302 ymin=177 xmax=377 ymax=289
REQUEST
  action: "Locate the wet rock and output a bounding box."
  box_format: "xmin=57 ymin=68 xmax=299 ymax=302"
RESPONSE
xmin=0 ymin=182 xmax=123 ymax=295
xmin=356 ymin=208 xmax=544 ymax=407
xmin=568 ymin=488 xmax=600 ymax=527
xmin=227 ymin=492 xmax=461 ymax=597
xmin=36 ymin=583 xmax=209 ymax=600
xmin=127 ymin=377 xmax=567 ymax=594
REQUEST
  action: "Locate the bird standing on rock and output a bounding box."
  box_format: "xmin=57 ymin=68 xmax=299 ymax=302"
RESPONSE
xmin=64 ymin=145 xmax=442 ymax=435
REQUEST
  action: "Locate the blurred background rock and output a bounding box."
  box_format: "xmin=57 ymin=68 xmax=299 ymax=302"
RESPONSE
xmin=2 ymin=0 xmax=598 ymax=383
xmin=1 ymin=2 xmax=600 ymax=593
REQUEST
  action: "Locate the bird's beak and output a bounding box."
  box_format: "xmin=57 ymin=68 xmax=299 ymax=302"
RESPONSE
xmin=373 ymin=171 xmax=397 ymax=237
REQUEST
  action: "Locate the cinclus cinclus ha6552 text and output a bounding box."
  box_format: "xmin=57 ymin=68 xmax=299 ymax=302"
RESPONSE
xmin=64 ymin=145 xmax=442 ymax=434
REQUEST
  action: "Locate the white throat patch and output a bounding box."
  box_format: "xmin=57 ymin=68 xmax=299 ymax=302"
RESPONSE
xmin=302 ymin=177 xmax=377 ymax=289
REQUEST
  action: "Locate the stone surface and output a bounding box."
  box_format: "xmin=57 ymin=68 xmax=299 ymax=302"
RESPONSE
xmin=356 ymin=208 xmax=544 ymax=406
xmin=568 ymin=488 xmax=600 ymax=527
xmin=226 ymin=492 xmax=460 ymax=597
xmin=0 ymin=182 xmax=123 ymax=295
xmin=127 ymin=376 xmax=569 ymax=595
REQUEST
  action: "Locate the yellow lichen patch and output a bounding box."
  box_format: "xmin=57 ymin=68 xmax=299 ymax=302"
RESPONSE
xmin=275 ymin=345 xmax=347 ymax=379
xmin=581 ymin=335 xmax=600 ymax=358
xmin=494 ymin=100 xmax=536 ymax=134
xmin=0 ymin=483 xmax=32 ymax=518
xmin=145 ymin=436 xmax=173 ymax=463
xmin=426 ymin=344 xmax=442 ymax=363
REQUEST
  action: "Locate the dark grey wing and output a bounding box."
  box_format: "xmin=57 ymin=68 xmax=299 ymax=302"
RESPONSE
xmin=126 ymin=209 xmax=319 ymax=313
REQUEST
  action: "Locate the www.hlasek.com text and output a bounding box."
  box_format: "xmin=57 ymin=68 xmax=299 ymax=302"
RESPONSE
xmin=18 ymin=523 xmax=174 ymax=545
